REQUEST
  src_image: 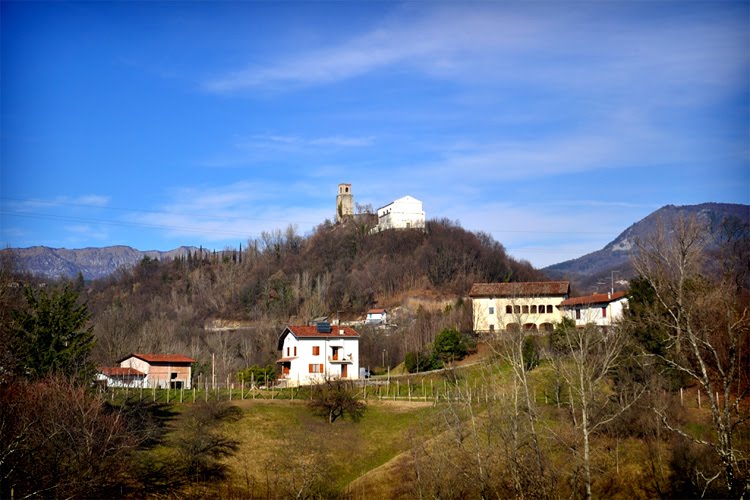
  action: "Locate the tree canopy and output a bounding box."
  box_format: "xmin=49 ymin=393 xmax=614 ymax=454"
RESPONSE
xmin=11 ymin=286 xmax=95 ymax=381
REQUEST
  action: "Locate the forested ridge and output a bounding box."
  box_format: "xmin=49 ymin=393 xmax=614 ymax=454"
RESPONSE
xmin=7 ymin=218 xmax=542 ymax=375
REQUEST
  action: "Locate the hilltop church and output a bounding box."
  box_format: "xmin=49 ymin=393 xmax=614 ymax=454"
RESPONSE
xmin=336 ymin=183 xmax=425 ymax=232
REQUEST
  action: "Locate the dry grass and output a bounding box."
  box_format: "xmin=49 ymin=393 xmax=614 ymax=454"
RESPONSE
xmin=220 ymin=399 xmax=435 ymax=497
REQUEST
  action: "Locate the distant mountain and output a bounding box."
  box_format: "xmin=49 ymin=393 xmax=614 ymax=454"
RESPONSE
xmin=4 ymin=245 xmax=199 ymax=281
xmin=543 ymin=203 xmax=750 ymax=293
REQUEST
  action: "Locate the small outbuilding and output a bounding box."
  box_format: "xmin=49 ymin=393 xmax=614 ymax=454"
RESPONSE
xmin=116 ymin=353 xmax=196 ymax=389
xmin=365 ymin=308 xmax=388 ymax=325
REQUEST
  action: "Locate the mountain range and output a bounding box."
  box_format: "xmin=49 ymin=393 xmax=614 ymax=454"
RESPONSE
xmin=543 ymin=202 xmax=749 ymax=292
xmin=3 ymin=245 xmax=198 ymax=281
xmin=4 ymin=203 xmax=748 ymax=286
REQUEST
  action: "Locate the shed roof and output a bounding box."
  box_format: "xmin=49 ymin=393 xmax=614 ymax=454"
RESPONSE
xmin=559 ymin=291 xmax=628 ymax=307
xmin=367 ymin=308 xmax=387 ymax=314
xmin=469 ymin=281 xmax=570 ymax=298
xmin=118 ymin=353 xmax=197 ymax=364
xmin=99 ymin=366 xmax=145 ymax=377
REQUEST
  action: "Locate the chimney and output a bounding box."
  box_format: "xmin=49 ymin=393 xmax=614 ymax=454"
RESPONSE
xmin=339 ymin=328 xmax=345 ymax=335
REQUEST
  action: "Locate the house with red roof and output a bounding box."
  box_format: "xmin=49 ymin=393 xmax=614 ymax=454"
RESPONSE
xmin=365 ymin=308 xmax=388 ymax=325
xmin=469 ymin=281 xmax=571 ymax=333
xmin=559 ymin=291 xmax=628 ymax=328
xmin=277 ymin=323 xmax=360 ymax=386
xmin=113 ymin=353 xmax=197 ymax=389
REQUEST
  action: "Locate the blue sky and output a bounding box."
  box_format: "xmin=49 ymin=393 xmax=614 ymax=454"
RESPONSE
xmin=2 ymin=1 xmax=748 ymax=268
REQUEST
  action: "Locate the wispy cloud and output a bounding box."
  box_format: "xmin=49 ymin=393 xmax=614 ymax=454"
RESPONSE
xmin=203 ymin=3 xmax=747 ymax=99
xmin=198 ymin=133 xmax=375 ymax=168
xmin=132 ymin=181 xmax=333 ymax=243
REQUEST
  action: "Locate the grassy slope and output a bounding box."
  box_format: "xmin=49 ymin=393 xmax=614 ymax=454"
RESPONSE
xmin=222 ymin=399 xmax=435 ymax=496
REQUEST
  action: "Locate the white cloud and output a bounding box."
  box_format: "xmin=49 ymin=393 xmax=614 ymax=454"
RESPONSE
xmin=132 ymin=181 xmax=334 ymax=244
xmin=203 ymin=3 xmax=747 ymax=100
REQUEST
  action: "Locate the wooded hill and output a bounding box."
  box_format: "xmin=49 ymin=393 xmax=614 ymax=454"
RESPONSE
xmin=53 ymin=218 xmax=543 ymax=371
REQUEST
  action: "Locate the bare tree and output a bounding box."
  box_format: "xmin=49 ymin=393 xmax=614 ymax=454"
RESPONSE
xmin=551 ymin=321 xmax=641 ymax=500
xmin=631 ymin=215 xmax=750 ymax=497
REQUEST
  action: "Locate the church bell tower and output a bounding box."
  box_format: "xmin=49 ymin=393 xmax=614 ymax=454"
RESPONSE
xmin=336 ymin=183 xmax=354 ymax=223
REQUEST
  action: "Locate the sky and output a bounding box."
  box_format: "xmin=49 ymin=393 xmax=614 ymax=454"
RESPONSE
xmin=1 ymin=1 xmax=748 ymax=268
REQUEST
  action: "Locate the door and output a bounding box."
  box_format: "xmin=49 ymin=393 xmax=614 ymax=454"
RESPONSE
xmin=341 ymin=364 xmax=348 ymax=378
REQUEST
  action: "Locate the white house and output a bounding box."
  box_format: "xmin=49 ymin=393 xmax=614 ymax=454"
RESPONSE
xmin=365 ymin=308 xmax=387 ymax=325
xmin=372 ymin=195 xmax=425 ymax=232
xmin=469 ymin=281 xmax=570 ymax=333
xmin=276 ymin=323 xmax=360 ymax=387
xmin=117 ymin=353 xmax=196 ymax=389
xmin=559 ymin=291 xmax=628 ymax=328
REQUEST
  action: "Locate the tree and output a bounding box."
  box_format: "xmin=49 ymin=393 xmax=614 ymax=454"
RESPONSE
xmin=433 ymin=327 xmax=469 ymax=365
xmin=0 ymin=376 xmax=139 ymax=498
xmin=11 ymin=286 xmax=95 ymax=382
xmin=552 ymin=321 xmax=642 ymax=500
xmin=308 ymin=379 xmax=366 ymax=423
xmin=171 ymin=401 xmax=242 ymax=482
xmin=629 ymin=214 xmax=750 ymax=497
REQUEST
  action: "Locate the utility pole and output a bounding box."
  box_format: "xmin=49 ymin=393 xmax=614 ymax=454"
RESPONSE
xmin=211 ymin=352 xmax=215 ymax=390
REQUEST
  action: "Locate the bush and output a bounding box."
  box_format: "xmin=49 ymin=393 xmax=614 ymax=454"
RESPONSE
xmin=522 ymin=336 xmax=540 ymax=371
xmin=308 ymin=379 xmax=366 ymax=423
xmin=405 ymin=350 xmax=440 ymax=373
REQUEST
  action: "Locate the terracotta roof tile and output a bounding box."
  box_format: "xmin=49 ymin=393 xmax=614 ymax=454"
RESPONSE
xmin=118 ymin=353 xmax=197 ymax=364
xmin=367 ymin=308 xmax=386 ymax=314
xmin=469 ymin=281 xmax=570 ymax=298
xmin=286 ymin=325 xmax=360 ymax=338
xmin=99 ymin=367 xmax=145 ymax=377
xmin=560 ymin=291 xmax=628 ymax=307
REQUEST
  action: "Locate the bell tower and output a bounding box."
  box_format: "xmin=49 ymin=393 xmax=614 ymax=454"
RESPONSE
xmin=336 ymin=183 xmax=354 ymax=223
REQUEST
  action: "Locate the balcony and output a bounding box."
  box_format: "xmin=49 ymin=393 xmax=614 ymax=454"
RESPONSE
xmin=328 ymin=354 xmax=353 ymax=364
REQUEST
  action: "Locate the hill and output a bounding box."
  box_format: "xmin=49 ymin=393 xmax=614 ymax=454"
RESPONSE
xmin=543 ymin=202 xmax=749 ymax=292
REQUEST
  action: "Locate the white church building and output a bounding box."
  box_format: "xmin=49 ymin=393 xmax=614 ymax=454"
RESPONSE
xmin=372 ymin=195 xmax=426 ymax=232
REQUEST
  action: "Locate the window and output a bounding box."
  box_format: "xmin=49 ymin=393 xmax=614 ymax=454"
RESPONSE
xmin=602 ymin=307 xmax=607 ymax=318
xmin=530 ymin=305 xmax=537 ymax=314
xmin=294 ymin=346 xmax=297 ymax=356
xmin=489 ymin=306 xmax=495 ymax=315
xmin=312 ymin=346 xmax=320 ymax=356
xmin=309 ymin=364 xmax=324 ymax=373
xmin=522 ymin=305 xmax=529 ymax=314
xmin=514 ymin=305 xmax=521 ymax=314
xmin=506 ymin=305 xmax=512 ymax=314
xmin=575 ymin=309 xmax=581 ymax=320
xmin=489 ymin=324 xmax=495 ymax=332
xmin=547 ymin=305 xmax=553 ymax=314
xmin=286 ymin=347 xmax=290 ymax=356
xmin=539 ymin=305 xmax=545 ymax=314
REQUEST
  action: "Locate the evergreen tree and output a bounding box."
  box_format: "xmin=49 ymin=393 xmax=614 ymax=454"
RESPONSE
xmin=11 ymin=286 xmax=96 ymax=382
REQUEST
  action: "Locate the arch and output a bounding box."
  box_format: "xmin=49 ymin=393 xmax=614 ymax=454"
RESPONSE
xmin=523 ymin=323 xmax=538 ymax=332
xmin=539 ymin=322 xmax=554 ymax=333
xmin=506 ymin=323 xmax=520 ymax=332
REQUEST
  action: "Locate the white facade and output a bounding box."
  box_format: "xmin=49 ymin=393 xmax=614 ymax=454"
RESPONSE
xmin=372 ymin=195 xmax=425 ymax=232
xmin=469 ymin=282 xmax=571 ymax=333
xmin=277 ymin=325 xmax=360 ymax=386
xmin=365 ymin=308 xmax=387 ymax=325
xmin=559 ymin=292 xmax=628 ymax=328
